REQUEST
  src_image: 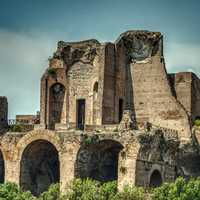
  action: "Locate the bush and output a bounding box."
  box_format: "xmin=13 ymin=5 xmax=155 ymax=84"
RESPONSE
xmin=65 ymin=179 xmax=117 ymax=200
xmin=152 ymin=177 xmax=200 ymax=200
xmin=194 ymin=119 xmax=200 ymax=127
xmin=113 ymin=186 xmax=146 ymax=200
xmin=9 ymin=124 xmax=23 ymax=132
xmin=3 ymin=178 xmax=200 ymax=200
xmin=47 ymin=68 xmax=57 ymax=76
xmin=39 ymin=184 xmax=60 ymax=200
xmin=0 ymin=182 xmax=35 ymax=200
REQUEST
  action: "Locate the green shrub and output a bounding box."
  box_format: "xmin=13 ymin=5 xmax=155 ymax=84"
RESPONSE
xmin=0 ymin=182 xmax=35 ymax=200
xmin=152 ymin=177 xmax=200 ymax=200
xmin=39 ymin=184 xmax=60 ymax=200
xmin=113 ymin=186 xmax=145 ymax=200
xmin=65 ymin=179 xmax=117 ymax=200
xmin=81 ymin=135 xmax=100 ymax=146
xmin=9 ymin=124 xmax=23 ymax=132
xmin=47 ymin=68 xmax=57 ymax=76
xmin=194 ymin=119 xmax=200 ymax=127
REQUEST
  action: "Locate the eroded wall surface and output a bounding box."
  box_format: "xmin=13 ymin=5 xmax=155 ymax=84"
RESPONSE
xmin=38 ymin=30 xmax=200 ymax=141
xmin=0 ymin=128 xmax=191 ymax=194
xmin=168 ymin=72 xmax=200 ymax=122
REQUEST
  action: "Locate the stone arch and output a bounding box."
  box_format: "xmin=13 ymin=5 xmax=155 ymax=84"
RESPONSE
xmin=75 ymin=139 xmax=123 ymax=182
xmin=49 ymin=82 xmax=65 ymax=129
xmin=93 ymin=81 xmax=99 ymax=125
xmin=16 ymin=130 xmax=61 ymax=159
xmin=0 ymin=149 xmax=4 ymax=183
xmin=149 ymin=169 xmax=162 ymax=187
xmin=20 ymin=139 xmax=60 ymax=196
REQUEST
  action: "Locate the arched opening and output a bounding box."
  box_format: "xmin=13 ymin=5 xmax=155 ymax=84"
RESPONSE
xmin=75 ymin=140 xmax=123 ymax=182
xmin=20 ymin=140 xmax=60 ymax=196
xmin=49 ymin=83 xmax=65 ymax=130
xmin=149 ymin=170 xmax=162 ymax=187
xmin=93 ymin=82 xmax=99 ymax=125
xmin=0 ymin=150 xmax=4 ymax=183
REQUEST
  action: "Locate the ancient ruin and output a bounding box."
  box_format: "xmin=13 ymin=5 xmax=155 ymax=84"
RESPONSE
xmin=0 ymin=30 xmax=200 ymax=196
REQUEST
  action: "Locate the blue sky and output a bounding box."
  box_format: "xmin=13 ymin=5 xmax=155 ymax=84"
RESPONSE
xmin=0 ymin=0 xmax=200 ymax=118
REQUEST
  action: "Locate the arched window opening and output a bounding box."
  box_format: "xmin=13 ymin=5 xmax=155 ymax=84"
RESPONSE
xmin=119 ymin=99 xmax=124 ymax=122
xmin=0 ymin=150 xmax=4 ymax=183
xmin=20 ymin=140 xmax=60 ymax=196
xmin=149 ymin=170 xmax=162 ymax=187
xmin=49 ymin=83 xmax=65 ymax=130
xmin=75 ymin=140 xmax=123 ymax=182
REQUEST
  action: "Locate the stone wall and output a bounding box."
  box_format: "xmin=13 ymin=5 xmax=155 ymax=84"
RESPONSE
xmin=38 ymin=30 xmax=199 ymax=142
xmin=0 ymin=128 xmax=187 ymax=194
xmin=115 ymin=31 xmax=191 ymax=141
xmin=168 ymin=72 xmax=200 ymax=122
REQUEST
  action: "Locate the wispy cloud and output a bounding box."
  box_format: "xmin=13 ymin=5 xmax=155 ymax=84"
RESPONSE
xmin=0 ymin=29 xmax=58 ymax=118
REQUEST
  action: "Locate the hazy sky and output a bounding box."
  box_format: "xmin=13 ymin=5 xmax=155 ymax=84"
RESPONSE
xmin=0 ymin=0 xmax=200 ymax=118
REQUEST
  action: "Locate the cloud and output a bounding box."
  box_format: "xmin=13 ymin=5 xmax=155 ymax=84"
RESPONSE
xmin=0 ymin=29 xmax=58 ymax=118
xmin=165 ymin=42 xmax=200 ymax=77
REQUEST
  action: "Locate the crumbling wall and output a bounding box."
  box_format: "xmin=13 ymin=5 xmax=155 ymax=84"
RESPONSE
xmin=135 ymin=131 xmax=179 ymax=187
xmin=40 ymin=68 xmax=67 ymax=129
xmin=168 ymin=72 xmax=200 ymax=122
xmin=66 ymin=41 xmax=102 ymax=126
xmin=115 ymin=31 xmax=191 ymax=140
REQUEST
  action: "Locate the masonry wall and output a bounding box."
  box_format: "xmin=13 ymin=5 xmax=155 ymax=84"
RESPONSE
xmin=168 ymin=72 xmax=200 ymax=122
xmin=131 ymin=56 xmax=191 ymax=140
xmin=40 ymin=67 xmax=67 ymax=129
xmin=114 ymin=42 xmax=127 ymax=123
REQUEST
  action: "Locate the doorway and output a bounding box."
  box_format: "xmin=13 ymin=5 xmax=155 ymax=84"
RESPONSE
xmin=119 ymin=99 xmax=123 ymax=122
xmin=77 ymin=99 xmax=85 ymax=130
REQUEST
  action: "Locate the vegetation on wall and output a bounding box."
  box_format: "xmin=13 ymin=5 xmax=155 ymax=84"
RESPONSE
xmin=2 ymin=177 xmax=200 ymax=200
xmin=194 ymin=119 xmax=200 ymax=127
xmin=47 ymin=68 xmax=57 ymax=76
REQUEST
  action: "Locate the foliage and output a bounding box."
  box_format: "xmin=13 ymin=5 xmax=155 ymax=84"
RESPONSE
xmin=81 ymin=134 xmax=100 ymax=146
xmin=152 ymin=177 xmax=200 ymax=200
xmin=194 ymin=119 xmax=200 ymax=127
xmin=47 ymin=68 xmax=57 ymax=76
xmin=39 ymin=184 xmax=60 ymax=200
xmin=65 ymin=178 xmax=117 ymax=200
xmin=113 ymin=186 xmax=146 ymax=200
xmin=0 ymin=182 xmax=35 ymax=200
xmin=9 ymin=124 xmax=23 ymax=132
xmin=3 ymin=178 xmax=200 ymax=200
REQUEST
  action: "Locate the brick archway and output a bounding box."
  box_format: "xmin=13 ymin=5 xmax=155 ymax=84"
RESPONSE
xmin=75 ymin=139 xmax=123 ymax=182
xmin=20 ymin=139 xmax=59 ymax=196
xmin=15 ymin=130 xmax=62 ymax=194
xmin=16 ymin=130 xmax=61 ymax=160
xmin=149 ymin=170 xmax=162 ymax=187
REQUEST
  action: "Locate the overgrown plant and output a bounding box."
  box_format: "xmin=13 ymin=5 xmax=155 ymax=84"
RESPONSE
xmin=194 ymin=119 xmax=200 ymax=127
xmin=47 ymin=68 xmax=57 ymax=76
